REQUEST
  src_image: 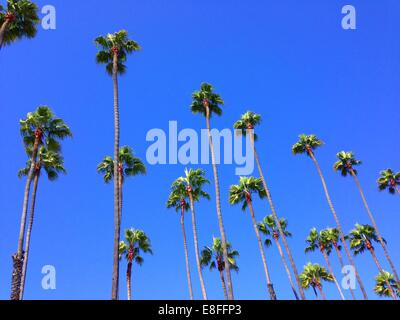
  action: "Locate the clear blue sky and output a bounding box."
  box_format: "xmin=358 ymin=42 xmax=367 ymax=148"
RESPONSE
xmin=1 ymin=0 xmax=399 ymax=300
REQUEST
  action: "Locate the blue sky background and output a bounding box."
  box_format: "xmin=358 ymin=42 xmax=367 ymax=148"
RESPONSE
xmin=0 ymin=0 xmax=399 ymax=300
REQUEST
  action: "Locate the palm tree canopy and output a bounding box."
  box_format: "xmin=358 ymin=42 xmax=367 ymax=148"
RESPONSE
xmin=18 ymin=147 xmax=66 ymax=180
xmin=305 ymin=228 xmax=333 ymax=255
xmin=166 ymin=184 xmax=190 ymax=213
xmin=190 ymin=83 xmax=224 ymax=118
xmin=300 ymin=263 xmax=334 ymax=289
xmin=200 ymin=237 xmax=239 ymax=272
xmin=97 ymin=146 xmax=146 ymax=183
xmin=233 ymin=111 xmax=262 ymax=141
xmin=348 ymin=224 xmax=386 ymax=256
xmin=119 ymin=229 xmax=152 ymax=265
xmin=374 ymin=271 xmax=400 ymax=298
xmin=0 ymin=0 xmax=39 ymax=46
xmin=320 ymin=228 xmax=342 ymax=251
xmin=171 ymin=168 xmax=210 ymax=203
xmin=333 ymin=151 xmax=362 ymax=177
xmin=94 ymin=29 xmax=141 ymax=75
xmin=19 ymin=106 xmax=72 ymax=153
xmin=229 ymin=176 xmax=266 ymax=211
xmin=258 ymin=215 xmax=291 ymax=248
xmin=292 ymin=134 xmax=323 ymax=156
xmin=377 ymin=169 xmax=400 ymax=194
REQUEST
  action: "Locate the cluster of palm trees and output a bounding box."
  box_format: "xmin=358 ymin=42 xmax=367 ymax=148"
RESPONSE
xmin=2 ymin=0 xmax=399 ymax=301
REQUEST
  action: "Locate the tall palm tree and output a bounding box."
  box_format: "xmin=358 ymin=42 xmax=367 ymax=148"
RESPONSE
xmin=258 ymin=215 xmax=299 ymax=300
xmin=171 ymin=168 xmax=210 ymax=300
xmin=305 ymin=228 xmax=345 ymax=300
xmin=320 ymin=227 xmax=357 ymax=300
xmin=374 ymin=271 xmax=400 ymax=299
xmin=292 ymin=134 xmax=368 ymax=299
xmin=18 ymin=147 xmax=66 ymax=299
xmin=234 ymin=111 xmax=305 ymax=299
xmin=191 ymin=82 xmax=234 ymax=299
xmin=11 ymin=106 xmax=71 ymax=300
xmin=97 ymin=146 xmax=146 ymax=225
xmin=200 ymin=237 xmax=239 ymax=300
xmin=334 ymin=151 xmax=399 ymax=283
xmin=167 ymin=185 xmax=194 ymax=300
xmin=0 ymin=0 xmax=39 ymax=49
xmin=348 ymin=224 xmax=397 ymax=300
xmin=300 ymin=263 xmax=334 ymax=300
xmin=377 ymin=169 xmax=400 ymax=195
xmin=119 ymin=229 xmax=152 ymax=300
xmin=229 ymin=176 xmax=276 ymax=300
xmin=95 ymin=30 xmax=140 ymax=300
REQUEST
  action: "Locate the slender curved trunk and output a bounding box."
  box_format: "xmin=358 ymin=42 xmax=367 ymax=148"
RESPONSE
xmin=19 ymin=168 xmax=41 ymax=300
xmin=368 ymin=247 xmax=397 ymax=300
xmin=11 ymin=131 xmax=41 ymax=300
xmin=274 ymin=237 xmax=299 ymax=300
xmin=205 ymin=108 xmax=233 ymax=300
xmin=126 ymin=261 xmax=132 ymax=300
xmin=0 ymin=19 xmax=10 ymax=49
xmin=316 ymin=284 xmax=326 ymax=300
xmin=351 ymin=170 xmax=399 ymax=283
xmin=219 ymin=270 xmax=228 ymax=300
xmin=312 ymin=285 xmax=319 ymax=299
xmin=118 ymin=170 xmax=123 ymax=224
xmin=249 ymin=132 xmax=305 ymax=299
xmin=111 ymin=50 xmax=121 ymax=300
xmin=188 ymin=192 xmax=208 ymax=300
xmin=334 ymin=244 xmax=357 ymax=300
xmin=321 ymin=249 xmax=345 ymax=300
xmin=181 ymin=208 xmax=194 ymax=300
xmin=309 ymin=151 xmax=368 ymax=299
xmin=247 ymin=201 xmax=276 ymax=300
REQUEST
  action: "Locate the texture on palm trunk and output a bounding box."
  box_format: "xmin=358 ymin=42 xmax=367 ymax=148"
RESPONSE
xmin=181 ymin=207 xmax=194 ymax=300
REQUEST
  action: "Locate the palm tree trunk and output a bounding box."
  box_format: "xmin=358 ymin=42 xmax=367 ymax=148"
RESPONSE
xmin=369 ymin=248 xmax=397 ymax=300
xmin=317 ymin=284 xmax=326 ymax=300
xmin=111 ymin=50 xmax=121 ymax=300
xmin=248 ymin=201 xmax=277 ymax=300
xmin=312 ymin=285 xmax=319 ymax=299
xmin=0 ymin=19 xmax=10 ymax=49
xmin=219 ymin=270 xmax=228 ymax=300
xmin=396 ymin=186 xmax=400 ymax=194
xmin=274 ymin=238 xmax=299 ymax=300
xmin=11 ymin=131 xmax=41 ymax=300
xmin=188 ymin=192 xmax=208 ymax=300
xmin=19 ymin=168 xmax=41 ymax=300
xmin=334 ymin=245 xmax=357 ymax=300
xmin=321 ymin=249 xmax=345 ymax=300
xmin=205 ymin=109 xmax=233 ymax=300
xmin=250 ymin=133 xmax=305 ymax=299
xmin=309 ymin=151 xmax=368 ymax=300
xmin=181 ymin=208 xmax=194 ymax=300
xmin=351 ymin=170 xmax=399 ymax=283
xmin=127 ymin=261 xmax=132 ymax=300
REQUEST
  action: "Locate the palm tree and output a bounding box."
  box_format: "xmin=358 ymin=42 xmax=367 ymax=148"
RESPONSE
xmin=320 ymin=227 xmax=357 ymax=300
xmin=334 ymin=151 xmax=399 ymax=283
xmin=374 ymin=271 xmax=400 ymax=299
xmin=377 ymin=169 xmax=400 ymax=195
xmin=0 ymin=0 xmax=39 ymax=49
xmin=348 ymin=224 xmax=397 ymax=300
xmin=167 ymin=185 xmax=194 ymax=300
xmin=292 ymin=134 xmax=368 ymax=299
xmin=191 ymin=82 xmax=234 ymax=299
xmin=119 ymin=229 xmax=152 ymax=300
xmin=258 ymin=215 xmax=299 ymax=300
xmin=95 ymin=30 xmax=140 ymax=300
xmin=305 ymin=228 xmax=345 ymax=300
xmin=171 ymin=168 xmax=210 ymax=300
xmin=234 ymin=111 xmax=305 ymax=299
xmin=97 ymin=146 xmax=146 ymax=224
xmin=300 ymin=263 xmax=334 ymax=300
xmin=229 ymin=176 xmax=276 ymax=300
xmin=200 ymin=237 xmax=239 ymax=300
xmin=11 ymin=106 xmax=71 ymax=300
xmin=18 ymin=147 xmax=66 ymax=299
